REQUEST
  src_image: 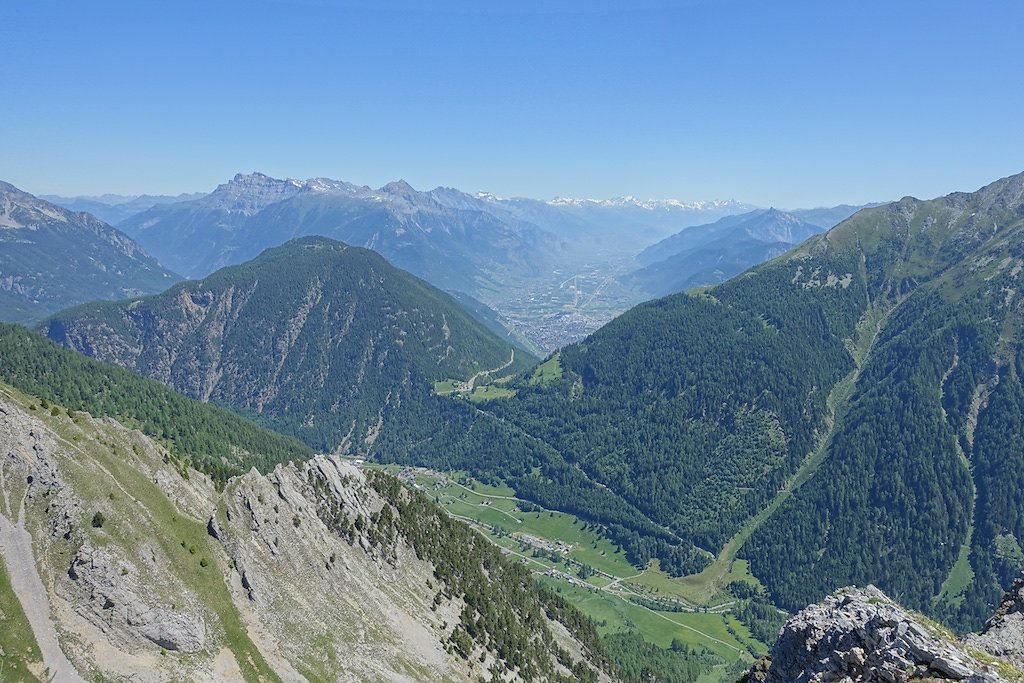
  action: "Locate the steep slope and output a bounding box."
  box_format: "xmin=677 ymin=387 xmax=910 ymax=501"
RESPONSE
xmin=0 ymin=322 xmax=312 ymax=481
xmin=742 ymin=173 xmax=1024 ymax=629
xmin=0 ymin=181 xmax=179 ymax=323
xmin=629 ymin=208 xmax=846 ymax=296
xmin=0 ymin=377 xmax=617 ymax=681
xmin=118 ymin=172 xmax=557 ymax=296
xmin=44 ymin=237 xmax=534 ymax=452
xmin=453 ymin=171 xmax=1024 ymax=630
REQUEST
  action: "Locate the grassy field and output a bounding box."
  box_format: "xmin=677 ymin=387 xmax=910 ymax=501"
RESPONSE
xmin=370 ymin=463 xmax=771 ymax=673
xmin=432 ymin=379 xmax=461 ymax=395
xmin=466 ymin=385 xmax=516 ymax=402
xmin=408 ymin=469 xmax=637 ymax=578
xmin=629 ymin=559 xmax=763 ymax=608
xmin=529 ymin=353 xmax=563 ymax=385
xmin=936 ymin=540 xmax=974 ymax=608
xmin=539 ymin=577 xmax=762 ymax=661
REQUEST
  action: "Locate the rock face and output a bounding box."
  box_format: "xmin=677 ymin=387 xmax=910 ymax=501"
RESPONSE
xmin=745 ymin=586 xmax=1019 ymax=683
xmin=67 ymin=543 xmax=207 ymax=653
xmin=966 ymin=577 xmax=1024 ymax=670
xmin=0 ymin=388 xmax=612 ymax=682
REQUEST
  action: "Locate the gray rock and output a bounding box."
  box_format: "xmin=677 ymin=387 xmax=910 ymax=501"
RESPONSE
xmin=744 ymin=585 xmax=1018 ymax=683
xmin=67 ymin=543 xmax=208 ymax=654
xmin=138 ymin=612 xmax=206 ymax=652
xmin=931 ymin=656 xmax=973 ymax=680
xmin=966 ymin=576 xmax=1024 ymax=671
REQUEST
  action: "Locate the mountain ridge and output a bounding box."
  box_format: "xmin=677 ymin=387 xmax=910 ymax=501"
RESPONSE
xmin=0 ymin=180 xmax=180 ymax=324
xmin=0 ymin=367 xmax=616 ymax=682
xmin=43 ymin=236 xmax=535 ymax=453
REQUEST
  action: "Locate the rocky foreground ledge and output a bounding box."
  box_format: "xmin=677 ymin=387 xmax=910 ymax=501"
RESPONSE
xmin=744 ymin=581 xmax=1024 ymax=683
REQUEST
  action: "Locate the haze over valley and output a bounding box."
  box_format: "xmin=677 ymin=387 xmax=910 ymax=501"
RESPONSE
xmin=3 ymin=2 xmax=1024 ymax=682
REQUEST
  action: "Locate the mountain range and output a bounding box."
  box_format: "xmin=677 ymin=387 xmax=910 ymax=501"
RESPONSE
xmin=116 ymin=173 xmax=560 ymax=298
xmin=37 ymin=170 xmax=878 ymax=354
xmin=42 ymin=191 xmax=206 ymax=225
xmin=628 ymin=205 xmax=877 ymax=296
xmin=103 ymin=172 xmax=764 ymax=349
xmin=0 ymin=181 xmax=180 ymax=324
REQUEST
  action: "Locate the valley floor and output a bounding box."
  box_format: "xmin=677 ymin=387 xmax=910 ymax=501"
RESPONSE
xmin=368 ymin=462 xmax=774 ymax=680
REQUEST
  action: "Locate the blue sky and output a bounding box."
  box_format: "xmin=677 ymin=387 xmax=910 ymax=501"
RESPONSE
xmin=3 ymin=0 xmax=1022 ymax=206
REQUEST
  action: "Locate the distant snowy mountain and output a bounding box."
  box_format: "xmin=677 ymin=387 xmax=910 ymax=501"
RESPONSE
xmin=117 ymin=173 xmax=561 ymax=297
xmin=546 ymin=195 xmax=744 ymax=212
xmin=456 ymin=191 xmax=756 ymax=256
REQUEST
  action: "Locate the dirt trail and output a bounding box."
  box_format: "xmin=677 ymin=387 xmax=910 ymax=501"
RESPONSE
xmin=454 ymin=350 xmax=516 ymax=393
xmin=0 ymin=487 xmax=87 ymax=683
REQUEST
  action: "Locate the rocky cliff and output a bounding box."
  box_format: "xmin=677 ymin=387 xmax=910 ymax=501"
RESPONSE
xmin=966 ymin=577 xmax=1024 ymax=671
xmin=744 ymin=585 xmax=1024 ymax=683
xmin=0 ymin=383 xmax=612 ymax=682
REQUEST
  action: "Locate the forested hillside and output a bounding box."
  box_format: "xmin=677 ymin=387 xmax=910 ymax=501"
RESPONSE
xmin=0 ymin=322 xmax=311 ymax=481
xmin=467 ymin=172 xmax=1024 ymax=631
xmin=45 ymin=236 xmax=534 ymax=453
xmin=743 ymin=175 xmax=1024 ymax=629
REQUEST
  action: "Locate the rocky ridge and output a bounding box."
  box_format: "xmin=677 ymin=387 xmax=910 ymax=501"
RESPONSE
xmin=745 ymin=585 xmax=1024 ymax=683
xmin=0 ymin=384 xmax=611 ymax=682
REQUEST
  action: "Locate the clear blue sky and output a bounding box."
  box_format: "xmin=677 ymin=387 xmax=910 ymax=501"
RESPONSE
xmin=3 ymin=0 xmax=1022 ymax=207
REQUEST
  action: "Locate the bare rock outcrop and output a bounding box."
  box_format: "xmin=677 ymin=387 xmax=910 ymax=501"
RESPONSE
xmin=745 ymin=585 xmax=1017 ymax=683
xmin=966 ymin=576 xmax=1024 ymax=670
xmin=67 ymin=543 xmax=207 ymax=653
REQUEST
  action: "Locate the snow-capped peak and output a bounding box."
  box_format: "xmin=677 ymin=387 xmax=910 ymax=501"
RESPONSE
xmin=546 ymin=196 xmax=747 ymax=211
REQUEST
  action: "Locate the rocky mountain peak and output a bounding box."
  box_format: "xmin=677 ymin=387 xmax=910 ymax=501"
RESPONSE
xmin=745 ymin=585 xmax=1022 ymax=683
xmin=380 ymin=179 xmax=418 ymax=196
xmin=0 ymin=179 xmax=73 ymax=226
xmin=762 ymin=207 xmax=794 ymax=220
xmin=0 ymin=179 xmax=28 ymax=197
xmin=208 ymin=171 xmax=309 ymax=214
